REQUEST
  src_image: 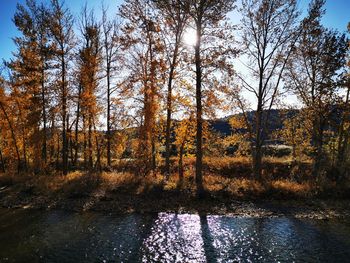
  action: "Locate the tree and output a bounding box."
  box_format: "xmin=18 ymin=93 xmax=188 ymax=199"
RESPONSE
xmin=286 ymin=0 xmax=348 ymax=176
xmin=77 ymin=7 xmax=101 ymax=170
xmin=152 ymin=0 xmax=189 ymax=179
xmin=0 ymin=76 xmax=21 ymax=172
xmin=182 ymin=0 xmax=235 ymax=197
xmin=119 ymin=0 xmax=166 ymax=174
xmin=174 ymin=113 xmax=196 ymax=185
xmin=334 ymin=22 xmax=350 ymax=178
xmin=275 ymin=110 xmax=312 ymax=162
xmin=239 ymin=0 xmax=299 ymax=180
xmin=49 ymin=0 xmax=75 ymax=174
xmin=101 ymin=4 xmax=122 ymax=167
xmin=226 ymin=115 xmax=251 ymax=157
xmin=8 ymin=0 xmax=56 ymax=170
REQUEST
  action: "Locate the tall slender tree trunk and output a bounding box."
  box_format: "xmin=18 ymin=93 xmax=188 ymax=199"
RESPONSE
xmin=253 ymin=45 xmax=266 ymax=180
xmin=140 ymin=30 xmax=157 ymax=175
xmin=66 ymin=114 xmax=71 ymax=169
xmin=253 ymin=103 xmax=263 ymax=180
xmin=151 ymin=137 xmax=156 ymax=171
xmin=61 ymin=54 xmax=68 ymax=175
xmin=165 ymin=46 xmax=178 ymax=179
xmin=0 ymin=102 xmax=21 ymax=172
xmin=106 ymin=65 xmax=112 ymax=167
xmin=178 ymin=141 xmax=185 ymax=188
xmin=50 ymin=117 xmax=55 ymax=163
xmin=74 ymin=85 xmax=82 ymax=166
xmin=82 ymin=114 xmax=87 ymax=168
xmin=56 ymin=130 xmax=60 ymax=169
xmin=93 ymin=121 xmax=101 ymax=171
xmin=21 ymin=127 xmax=28 ymax=171
xmin=0 ymin=147 xmax=5 ymax=173
xmin=150 ymin=39 xmax=157 ymax=173
xmin=41 ymin=69 xmax=47 ymax=164
xmin=69 ymin=136 xmax=74 ymax=165
xmin=88 ymin=115 xmax=93 ymax=169
xmin=195 ymin=20 xmax=204 ymax=198
xmin=311 ymin=114 xmax=324 ymax=177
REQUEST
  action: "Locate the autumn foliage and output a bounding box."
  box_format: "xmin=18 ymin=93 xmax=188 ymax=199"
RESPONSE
xmin=0 ymin=0 xmax=349 ymax=198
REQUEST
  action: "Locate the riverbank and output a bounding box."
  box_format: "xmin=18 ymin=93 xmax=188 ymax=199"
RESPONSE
xmin=0 ymin=170 xmax=349 ymax=219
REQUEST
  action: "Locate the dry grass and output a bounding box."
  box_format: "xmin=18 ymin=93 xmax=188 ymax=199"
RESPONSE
xmin=100 ymin=172 xmax=139 ymax=192
xmin=0 ymin=156 xmax=347 ymax=200
xmin=269 ymin=180 xmax=313 ymax=198
xmin=202 ymin=156 xmax=313 ymax=181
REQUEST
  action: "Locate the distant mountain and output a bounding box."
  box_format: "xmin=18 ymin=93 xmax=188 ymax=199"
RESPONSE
xmin=209 ymin=109 xmax=299 ymax=137
xmin=210 ymin=105 xmax=345 ymax=139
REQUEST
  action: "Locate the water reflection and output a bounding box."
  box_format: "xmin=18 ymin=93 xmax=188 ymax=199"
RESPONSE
xmin=142 ymin=213 xmax=206 ymax=262
xmin=0 ymin=209 xmax=350 ymax=262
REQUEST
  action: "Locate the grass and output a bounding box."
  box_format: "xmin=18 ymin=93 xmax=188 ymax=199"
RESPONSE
xmin=0 ymin=156 xmax=348 ymax=210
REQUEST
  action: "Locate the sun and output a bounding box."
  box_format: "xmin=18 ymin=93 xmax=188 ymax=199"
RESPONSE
xmin=183 ymin=28 xmax=197 ymax=46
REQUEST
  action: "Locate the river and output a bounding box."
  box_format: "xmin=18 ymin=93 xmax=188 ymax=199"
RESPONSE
xmin=0 ymin=208 xmax=350 ymax=262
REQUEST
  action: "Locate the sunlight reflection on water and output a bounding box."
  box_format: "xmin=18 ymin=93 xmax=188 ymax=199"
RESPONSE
xmin=0 ymin=209 xmax=350 ymax=262
xmin=142 ymin=213 xmax=206 ymax=262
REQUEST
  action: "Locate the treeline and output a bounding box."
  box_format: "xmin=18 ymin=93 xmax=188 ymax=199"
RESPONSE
xmin=0 ymin=0 xmax=349 ymax=197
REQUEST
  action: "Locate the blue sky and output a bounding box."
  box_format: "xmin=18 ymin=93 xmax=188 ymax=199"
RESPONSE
xmin=0 ymin=0 xmax=349 ymax=61
xmin=0 ymin=0 xmax=122 ymax=61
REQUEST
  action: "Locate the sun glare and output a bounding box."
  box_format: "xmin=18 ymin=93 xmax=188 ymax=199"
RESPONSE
xmin=183 ymin=28 xmax=197 ymax=46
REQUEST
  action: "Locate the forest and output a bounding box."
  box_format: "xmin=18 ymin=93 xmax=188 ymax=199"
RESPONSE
xmin=0 ymin=0 xmax=349 ymax=211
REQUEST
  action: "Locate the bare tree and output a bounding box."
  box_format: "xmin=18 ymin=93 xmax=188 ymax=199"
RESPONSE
xmin=285 ymin=0 xmax=347 ymax=176
xmin=182 ymin=0 xmax=235 ymax=197
xmin=101 ymin=4 xmax=122 ymax=167
xmin=239 ymin=0 xmax=299 ymax=180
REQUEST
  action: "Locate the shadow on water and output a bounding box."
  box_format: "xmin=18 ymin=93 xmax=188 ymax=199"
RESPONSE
xmin=0 ymin=208 xmax=350 ymax=262
xmin=200 ymin=214 xmax=219 ymax=263
xmin=287 ymin=217 xmax=350 ymax=262
xmin=0 ymin=209 xmax=158 ymax=262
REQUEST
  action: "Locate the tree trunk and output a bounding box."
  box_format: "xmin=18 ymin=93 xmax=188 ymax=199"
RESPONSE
xmin=0 ymin=147 xmax=5 ymax=173
xmin=88 ymin=115 xmax=93 ymax=170
xmin=41 ymin=68 xmax=47 ymax=164
xmin=93 ymin=121 xmax=101 ymax=171
xmin=0 ymin=102 xmax=21 ymax=172
xmin=152 ymin=137 xmax=156 ymax=171
xmin=61 ymin=54 xmax=68 ymax=175
xmin=49 ymin=118 xmax=54 ymax=162
xmin=106 ymin=65 xmax=112 ymax=167
xmin=178 ymin=142 xmax=185 ymax=188
xmin=66 ymin=115 xmax=72 ymax=169
xmin=83 ymin=114 xmax=87 ymax=168
xmin=311 ymin=114 xmax=324 ymax=177
xmin=50 ymin=117 xmax=55 ymax=163
xmin=22 ymin=128 xmax=28 ymax=172
xmin=69 ymin=136 xmax=74 ymax=165
xmin=56 ymin=130 xmax=60 ymax=169
xmin=195 ymin=20 xmax=204 ymax=198
xmin=74 ymin=84 xmax=82 ymax=166
xmin=253 ymin=105 xmax=263 ymax=180
xmin=140 ymin=29 xmax=157 ymax=175
xmin=165 ymin=45 xmax=179 ymax=178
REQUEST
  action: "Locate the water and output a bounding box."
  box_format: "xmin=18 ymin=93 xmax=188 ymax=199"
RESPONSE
xmin=0 ymin=209 xmax=350 ymax=262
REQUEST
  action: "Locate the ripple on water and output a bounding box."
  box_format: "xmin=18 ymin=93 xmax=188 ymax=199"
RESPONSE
xmin=0 ymin=209 xmax=350 ymax=262
xmin=141 ymin=213 xmax=206 ymax=262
